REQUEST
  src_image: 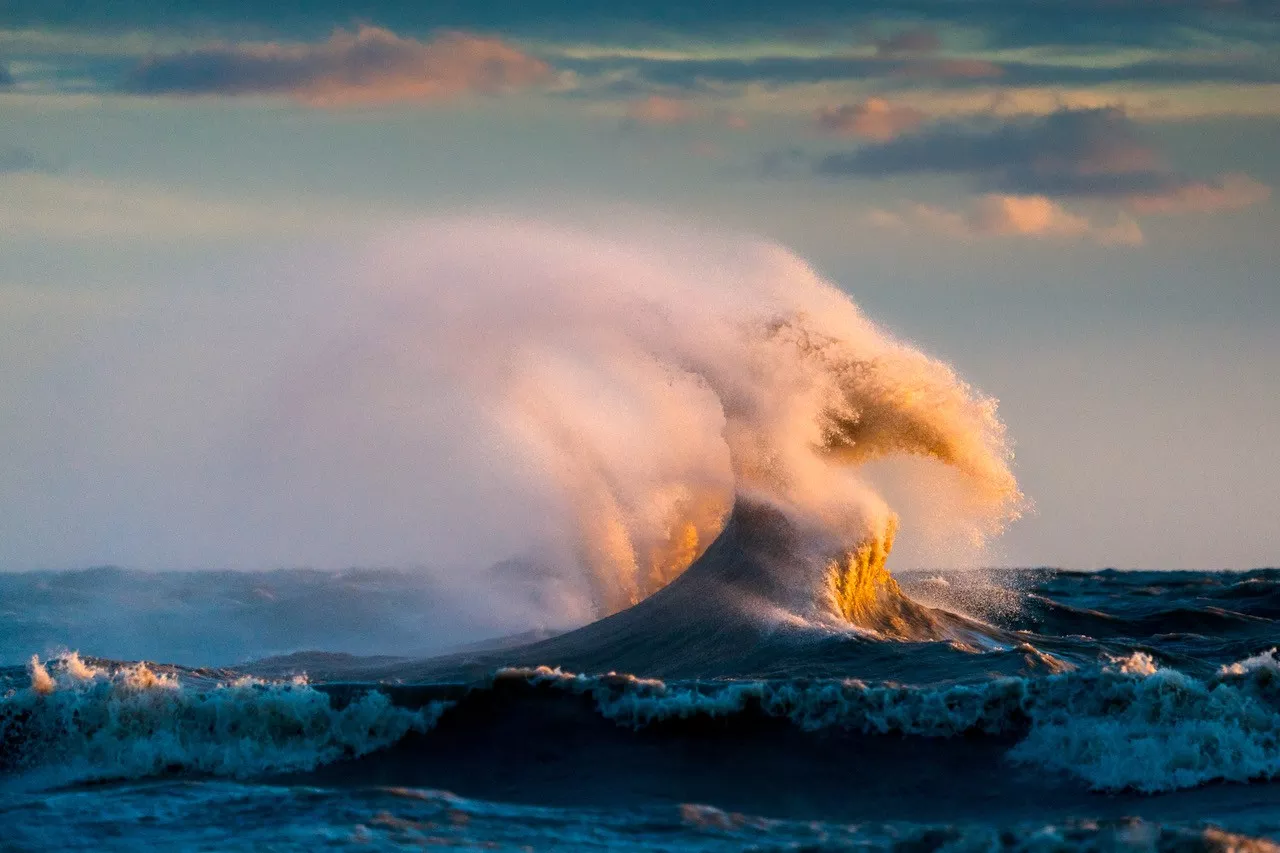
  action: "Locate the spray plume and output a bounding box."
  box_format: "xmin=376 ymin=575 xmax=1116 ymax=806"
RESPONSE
xmin=317 ymin=215 xmax=1023 ymax=622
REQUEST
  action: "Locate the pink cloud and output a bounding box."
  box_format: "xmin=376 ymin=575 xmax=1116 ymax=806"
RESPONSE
xmin=1125 ymin=173 xmax=1271 ymax=214
xmin=625 ymin=95 xmax=698 ymax=125
xmin=129 ymin=26 xmax=552 ymax=106
xmin=872 ymin=193 xmax=1144 ymax=246
xmin=815 ymin=98 xmax=925 ymax=141
xmin=896 ymin=58 xmax=1005 ymax=79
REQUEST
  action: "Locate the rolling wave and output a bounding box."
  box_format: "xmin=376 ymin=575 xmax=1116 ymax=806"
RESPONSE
xmin=5 ymin=647 xmax=1278 ymax=797
xmin=0 ymin=653 xmax=447 ymax=787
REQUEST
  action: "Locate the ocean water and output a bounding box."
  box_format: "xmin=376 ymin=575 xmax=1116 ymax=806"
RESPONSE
xmin=3 ymin=502 xmax=1279 ymax=851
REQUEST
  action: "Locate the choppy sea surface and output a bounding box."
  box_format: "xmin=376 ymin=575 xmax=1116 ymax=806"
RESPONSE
xmin=4 ymin=505 xmax=1279 ymax=851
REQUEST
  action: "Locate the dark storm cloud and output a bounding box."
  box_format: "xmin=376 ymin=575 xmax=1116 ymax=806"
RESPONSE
xmin=808 ymin=107 xmax=1272 ymax=211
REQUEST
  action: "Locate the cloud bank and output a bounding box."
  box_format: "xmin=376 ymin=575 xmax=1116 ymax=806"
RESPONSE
xmin=816 ymin=107 xmax=1270 ymax=213
xmin=127 ymin=26 xmax=552 ymax=105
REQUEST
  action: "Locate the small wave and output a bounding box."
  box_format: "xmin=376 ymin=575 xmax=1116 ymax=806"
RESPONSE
xmin=493 ymin=647 xmax=1280 ymax=794
xmin=1 ymin=653 xmax=448 ymax=787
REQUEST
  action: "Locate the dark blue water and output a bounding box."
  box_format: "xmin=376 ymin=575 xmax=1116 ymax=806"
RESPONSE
xmin=3 ymin=507 xmax=1279 ymax=850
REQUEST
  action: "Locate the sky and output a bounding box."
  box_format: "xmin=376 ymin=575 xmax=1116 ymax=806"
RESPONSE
xmin=2 ymin=0 xmax=1279 ymax=572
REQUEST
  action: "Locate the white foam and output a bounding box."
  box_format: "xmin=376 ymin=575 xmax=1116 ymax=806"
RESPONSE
xmin=1220 ymin=648 xmax=1279 ymax=677
xmin=503 ymin=649 xmax=1280 ymax=794
xmin=3 ymin=654 xmax=449 ymax=786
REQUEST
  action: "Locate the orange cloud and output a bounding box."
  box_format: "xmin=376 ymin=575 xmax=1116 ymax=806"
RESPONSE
xmin=1125 ymin=173 xmax=1271 ymax=214
xmin=815 ymin=98 xmax=925 ymax=141
xmin=128 ymin=26 xmax=552 ymax=106
xmin=871 ymin=193 xmax=1144 ymax=246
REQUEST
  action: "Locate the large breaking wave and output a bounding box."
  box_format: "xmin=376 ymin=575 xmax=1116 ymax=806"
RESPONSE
xmin=329 ymin=217 xmax=1023 ymax=630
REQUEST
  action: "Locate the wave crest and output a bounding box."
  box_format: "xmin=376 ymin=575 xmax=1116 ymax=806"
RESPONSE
xmin=1 ymin=653 xmax=446 ymax=786
xmin=494 ymin=648 xmax=1280 ymax=794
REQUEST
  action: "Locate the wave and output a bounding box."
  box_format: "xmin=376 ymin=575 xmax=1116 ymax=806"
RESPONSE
xmin=485 ymin=648 xmax=1280 ymax=794
xmin=250 ymin=219 xmax=1024 ymax=624
xmin=380 ymin=219 xmax=1026 ymax=618
xmin=8 ymin=648 xmax=1277 ymax=798
xmin=0 ymin=654 xmax=448 ymax=787
xmin=335 ymin=499 xmax=1024 ymax=685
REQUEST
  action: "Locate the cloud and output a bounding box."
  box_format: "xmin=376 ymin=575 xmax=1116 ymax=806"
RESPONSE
xmin=874 ymin=27 xmax=942 ymax=56
xmin=813 ymin=106 xmax=1270 ymax=214
xmin=817 ymin=107 xmax=1160 ymax=190
xmin=563 ymin=52 xmax=1008 ymax=92
xmin=126 ymin=26 xmax=552 ymax=106
xmin=815 ymin=98 xmax=925 ymax=141
xmin=870 ymin=27 xmax=1003 ymax=78
xmin=10 ymin=0 xmax=1275 ymax=56
xmin=561 ymin=47 xmax=1280 ymax=93
xmin=624 ymin=94 xmax=698 ymax=125
xmin=620 ymin=96 xmax=747 ymax=131
xmin=870 ymin=193 xmax=1144 ymax=246
xmin=897 ymin=58 xmax=1004 ymax=79
xmin=0 ymin=61 xmax=11 ymax=87
xmin=1124 ymin=173 xmax=1271 ymax=214
xmin=994 ymin=59 xmax=1280 ymax=87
